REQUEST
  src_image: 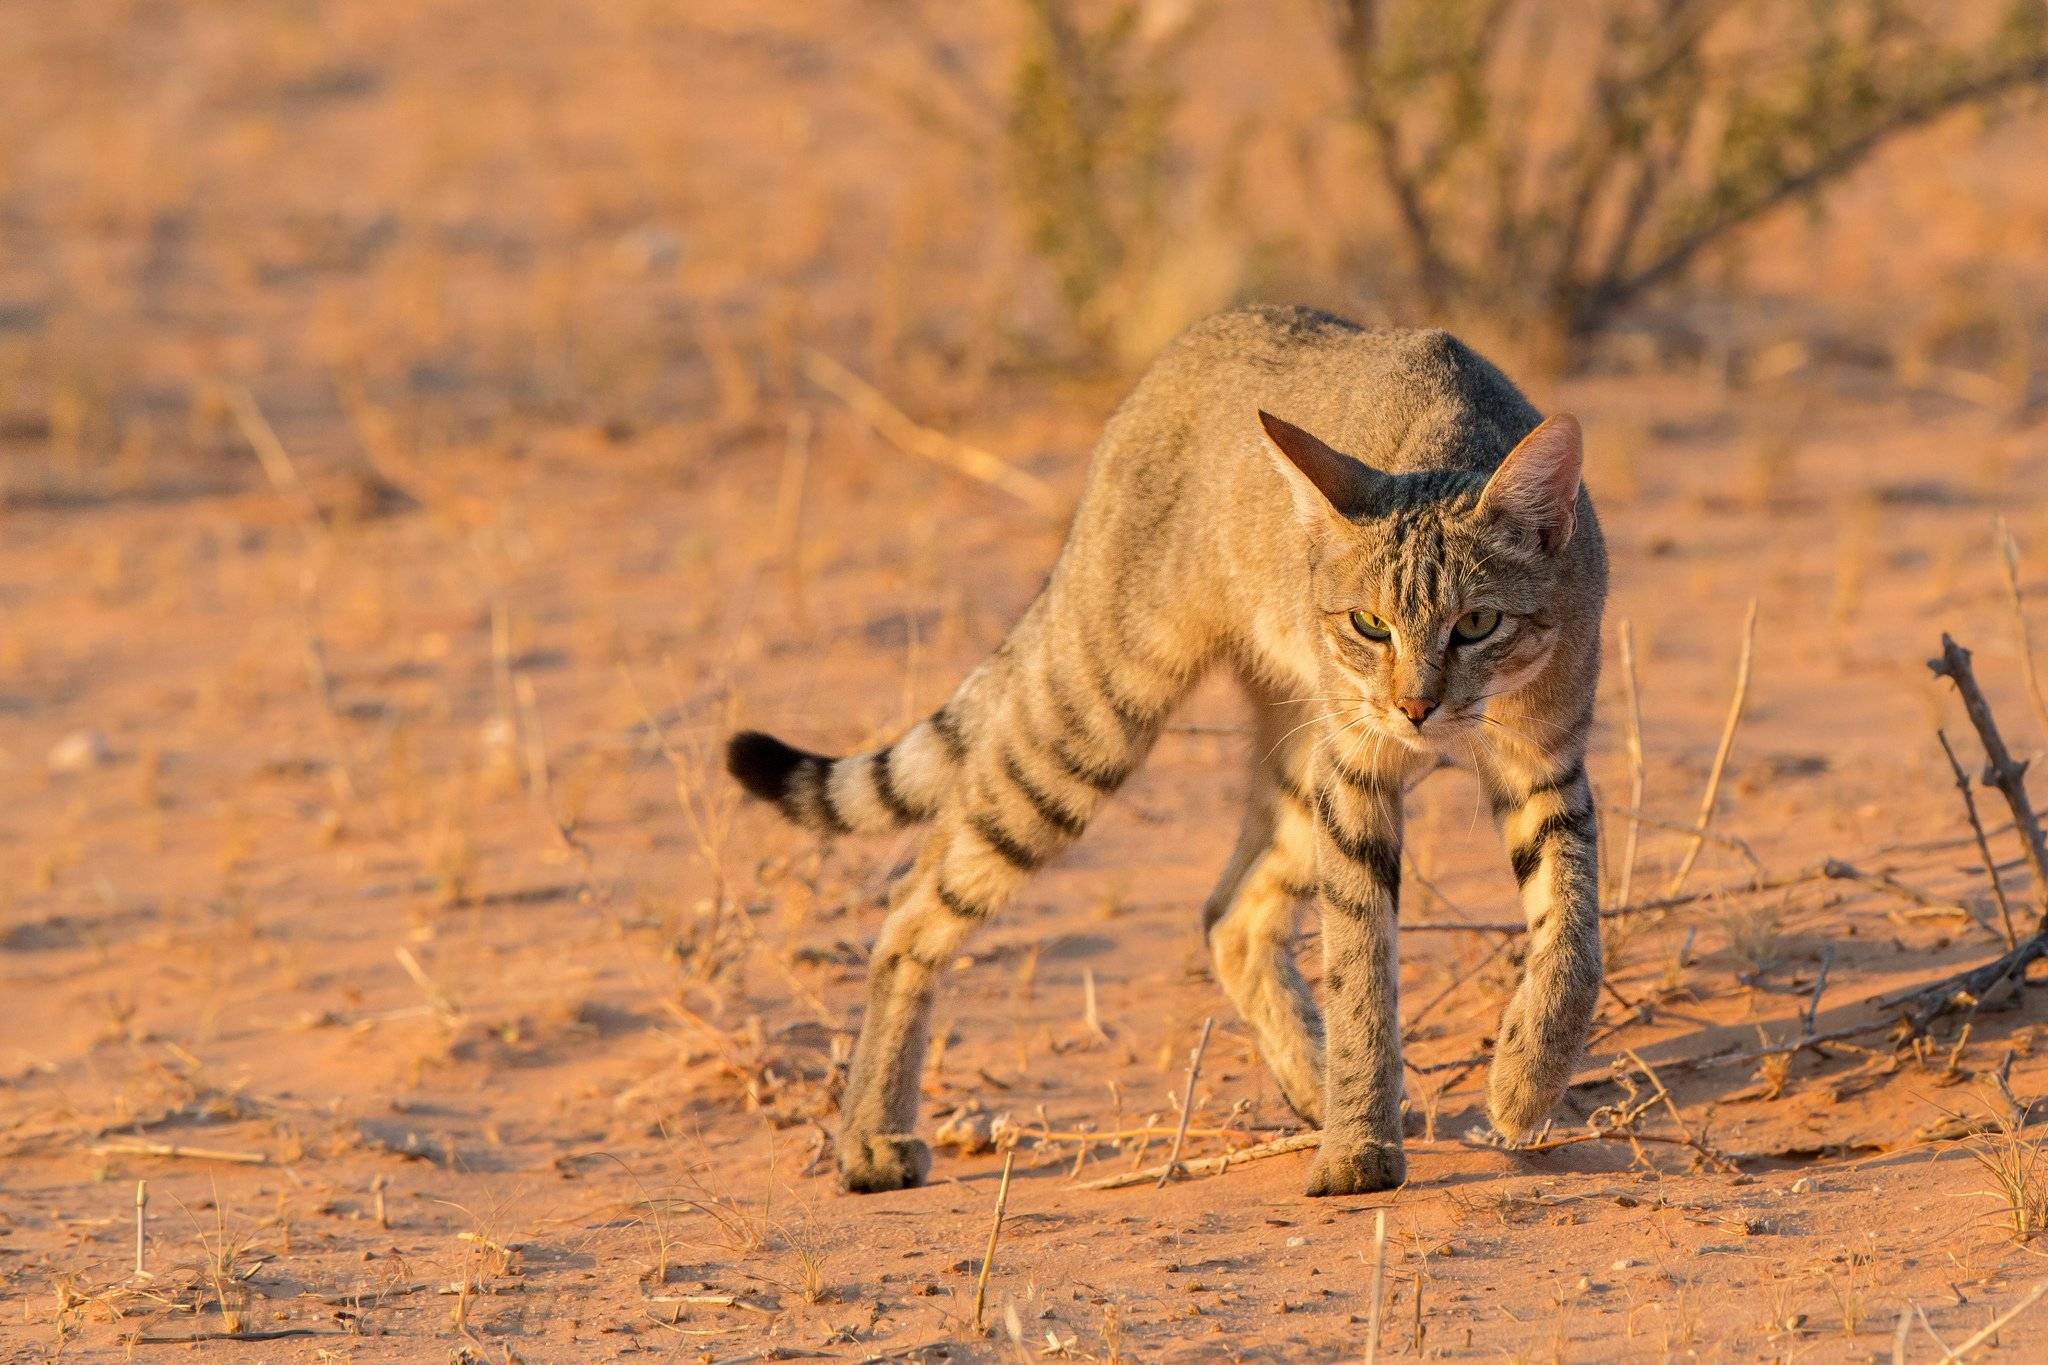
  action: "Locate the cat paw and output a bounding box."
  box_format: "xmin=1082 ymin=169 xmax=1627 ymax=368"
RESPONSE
xmin=837 ymin=1133 xmax=931 ymax=1194
xmin=1303 ymin=1139 xmax=1405 ymax=1197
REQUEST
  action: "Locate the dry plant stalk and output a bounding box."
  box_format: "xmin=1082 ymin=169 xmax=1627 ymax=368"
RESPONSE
xmin=1668 ymin=598 xmax=1756 ymax=896
xmin=1155 ymin=1016 xmax=1214 ymax=1187
xmin=1363 ymin=1208 xmax=1388 ymax=1365
xmin=226 ymin=386 xmax=323 ymax=529
xmin=1615 ymin=619 xmax=1647 ymax=910
xmin=971 ymin=1149 xmax=1017 ymax=1334
xmin=802 ymin=350 xmax=1061 ymax=514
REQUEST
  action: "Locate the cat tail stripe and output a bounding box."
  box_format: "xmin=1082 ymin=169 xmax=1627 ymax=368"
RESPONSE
xmin=726 ymin=709 xmax=964 ymax=835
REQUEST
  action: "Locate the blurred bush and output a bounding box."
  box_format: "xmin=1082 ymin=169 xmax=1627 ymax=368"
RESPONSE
xmin=956 ymin=0 xmax=2048 ymax=371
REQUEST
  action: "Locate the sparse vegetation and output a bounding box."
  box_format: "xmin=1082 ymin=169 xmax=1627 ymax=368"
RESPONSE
xmin=5 ymin=0 xmax=2048 ymax=1357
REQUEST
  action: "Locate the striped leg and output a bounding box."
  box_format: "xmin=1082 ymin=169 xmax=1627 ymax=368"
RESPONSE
xmin=1303 ymin=747 xmax=1409 ymax=1197
xmin=836 ymin=619 xmax=1191 ymax=1192
xmin=1202 ymin=694 xmax=1324 ymax=1124
xmin=1480 ymin=744 xmax=1601 ymax=1138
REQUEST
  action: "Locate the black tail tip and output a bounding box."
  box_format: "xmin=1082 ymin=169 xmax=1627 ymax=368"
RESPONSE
xmin=727 ymin=729 xmax=809 ymax=804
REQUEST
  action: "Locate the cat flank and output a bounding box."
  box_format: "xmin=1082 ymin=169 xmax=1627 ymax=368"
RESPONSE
xmin=727 ymin=306 xmax=1607 ymax=1197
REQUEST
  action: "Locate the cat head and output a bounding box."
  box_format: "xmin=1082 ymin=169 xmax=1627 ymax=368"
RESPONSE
xmin=1257 ymin=408 xmax=1585 ymax=754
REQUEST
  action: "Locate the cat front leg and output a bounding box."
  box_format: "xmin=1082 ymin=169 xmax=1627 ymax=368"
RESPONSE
xmin=1481 ymin=748 xmax=1601 ymax=1138
xmin=1303 ymin=753 xmax=1407 ymax=1197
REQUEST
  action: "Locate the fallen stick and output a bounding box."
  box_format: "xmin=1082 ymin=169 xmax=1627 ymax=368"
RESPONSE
xmin=91 ymin=1141 xmax=269 ymax=1166
xmin=1668 ymin=598 xmax=1757 ymax=896
xmin=1080 ymin=1131 xmax=1320 ymax=1190
xmin=802 ymin=351 xmax=1062 ymax=515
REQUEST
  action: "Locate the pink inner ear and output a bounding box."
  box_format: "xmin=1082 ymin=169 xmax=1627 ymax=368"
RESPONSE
xmin=1482 ymin=414 xmax=1582 ymax=546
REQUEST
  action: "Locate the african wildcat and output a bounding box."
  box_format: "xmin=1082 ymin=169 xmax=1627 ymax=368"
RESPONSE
xmin=728 ymin=306 xmax=1606 ymax=1196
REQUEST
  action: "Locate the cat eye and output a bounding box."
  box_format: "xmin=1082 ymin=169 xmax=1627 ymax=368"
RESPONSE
xmin=1350 ymin=610 xmax=1393 ymax=642
xmin=1453 ymin=608 xmax=1502 ymax=643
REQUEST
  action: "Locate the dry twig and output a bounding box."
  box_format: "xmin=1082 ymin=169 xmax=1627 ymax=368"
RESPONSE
xmin=1669 ymin=598 xmax=1756 ymax=896
xmin=1939 ymin=728 xmax=2020 ymax=949
xmin=1156 ymin=1017 xmax=1214 ymax=1187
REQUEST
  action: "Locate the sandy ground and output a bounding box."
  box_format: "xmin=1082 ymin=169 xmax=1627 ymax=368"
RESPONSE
xmin=9 ymin=2 xmax=2048 ymax=1360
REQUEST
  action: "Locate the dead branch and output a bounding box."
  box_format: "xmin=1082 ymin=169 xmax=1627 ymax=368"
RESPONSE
xmin=1931 ymin=634 xmax=2048 ymax=928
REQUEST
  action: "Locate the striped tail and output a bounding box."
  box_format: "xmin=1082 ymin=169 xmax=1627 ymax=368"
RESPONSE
xmin=726 ymin=710 xmax=963 ymax=835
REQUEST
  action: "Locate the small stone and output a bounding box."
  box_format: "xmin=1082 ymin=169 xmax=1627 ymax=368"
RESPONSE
xmin=1285 ymin=1236 xmax=1307 ymax=1248
xmin=47 ymin=729 xmax=112 ymax=773
xmin=1611 ymin=1258 xmax=1641 ymax=1271
xmin=1789 ymin=1176 xmax=1816 ymax=1194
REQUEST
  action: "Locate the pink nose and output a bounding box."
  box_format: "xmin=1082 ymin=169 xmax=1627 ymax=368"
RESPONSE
xmin=1396 ymin=697 xmax=1437 ymax=727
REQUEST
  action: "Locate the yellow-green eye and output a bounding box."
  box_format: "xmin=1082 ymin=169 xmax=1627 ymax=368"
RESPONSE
xmin=1453 ymin=608 xmax=1502 ymax=643
xmin=1350 ymin=610 xmax=1392 ymax=642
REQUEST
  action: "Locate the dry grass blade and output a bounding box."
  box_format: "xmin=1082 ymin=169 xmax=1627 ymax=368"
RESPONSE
xmin=1668 ymin=598 xmax=1756 ymax=896
xmin=226 ymin=386 xmax=323 ymax=527
xmin=802 ymin=350 xmax=1062 ymax=514
xmin=1997 ymin=518 xmax=2048 ymax=743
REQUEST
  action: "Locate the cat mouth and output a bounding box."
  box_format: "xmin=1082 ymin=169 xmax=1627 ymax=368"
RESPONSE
xmin=1372 ymin=709 xmax=1479 ymax=752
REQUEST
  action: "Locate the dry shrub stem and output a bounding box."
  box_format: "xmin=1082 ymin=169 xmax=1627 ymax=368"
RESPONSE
xmin=1938 ymin=728 xmax=2020 ymax=950
xmin=1328 ymin=0 xmax=2048 ymax=348
xmin=1883 ymin=635 xmax=2048 ymax=1031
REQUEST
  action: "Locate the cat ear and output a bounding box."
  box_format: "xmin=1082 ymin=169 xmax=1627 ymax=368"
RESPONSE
xmin=1257 ymin=410 xmax=1379 ymax=532
xmin=1479 ymin=413 xmax=1583 ymax=553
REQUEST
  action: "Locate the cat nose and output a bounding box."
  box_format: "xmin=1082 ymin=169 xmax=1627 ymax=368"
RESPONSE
xmin=1396 ymin=697 xmax=1437 ymax=727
